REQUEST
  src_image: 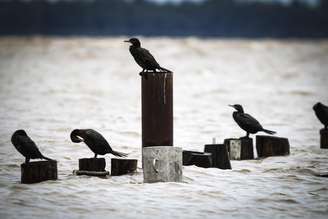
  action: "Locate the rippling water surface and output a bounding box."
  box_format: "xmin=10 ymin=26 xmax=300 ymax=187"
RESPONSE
xmin=0 ymin=37 xmax=327 ymax=219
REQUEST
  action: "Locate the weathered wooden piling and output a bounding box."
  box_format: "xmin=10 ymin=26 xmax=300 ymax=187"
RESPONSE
xmin=204 ymin=144 xmax=231 ymax=169
xmin=111 ymin=158 xmax=138 ymax=176
xmin=21 ymin=160 xmax=57 ymax=184
xmin=79 ymin=158 xmax=106 ymax=171
xmin=320 ymin=129 xmax=328 ymax=149
xmin=256 ymin=135 xmax=290 ymax=158
xmin=142 ymin=72 xmax=173 ymax=147
xmin=143 ymin=146 xmax=182 ymax=183
xmin=224 ymin=137 xmax=254 ymax=160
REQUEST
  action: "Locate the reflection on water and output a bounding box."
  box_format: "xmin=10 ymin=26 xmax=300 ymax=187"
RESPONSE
xmin=0 ymin=37 xmax=328 ymax=218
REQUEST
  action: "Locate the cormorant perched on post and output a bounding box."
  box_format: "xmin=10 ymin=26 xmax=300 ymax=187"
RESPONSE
xmin=70 ymin=129 xmax=128 ymax=158
xmin=313 ymin=102 xmax=328 ymax=129
xmin=229 ymin=104 xmax=276 ymax=138
xmin=11 ymin=130 xmax=53 ymax=164
xmin=124 ymin=38 xmax=172 ymax=75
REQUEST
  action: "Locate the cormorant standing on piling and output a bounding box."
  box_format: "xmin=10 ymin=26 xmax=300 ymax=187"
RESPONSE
xmin=70 ymin=129 xmax=128 ymax=158
xmin=11 ymin=130 xmax=53 ymax=164
xmin=229 ymin=104 xmax=276 ymax=138
xmin=124 ymin=38 xmax=172 ymax=75
xmin=313 ymin=102 xmax=328 ymax=129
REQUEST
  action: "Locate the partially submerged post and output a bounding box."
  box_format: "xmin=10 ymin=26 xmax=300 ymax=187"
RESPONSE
xmin=21 ymin=160 xmax=57 ymax=184
xmin=256 ymin=135 xmax=290 ymax=158
xmin=75 ymin=158 xmax=109 ymax=176
xmin=111 ymin=158 xmax=138 ymax=176
xmin=142 ymin=72 xmax=173 ymax=147
xmin=79 ymin=158 xmax=106 ymax=172
xmin=204 ymin=144 xmax=231 ymax=169
xmin=224 ymin=137 xmax=254 ymax=160
xmin=320 ymin=129 xmax=328 ymax=149
xmin=189 ymin=153 xmax=212 ymax=168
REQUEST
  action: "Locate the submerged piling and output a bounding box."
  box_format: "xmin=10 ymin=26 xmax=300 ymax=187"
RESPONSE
xmin=204 ymin=144 xmax=231 ymax=169
xmin=111 ymin=158 xmax=138 ymax=176
xmin=256 ymin=135 xmax=290 ymax=157
xmin=79 ymin=158 xmax=106 ymax=172
xmin=21 ymin=160 xmax=57 ymax=184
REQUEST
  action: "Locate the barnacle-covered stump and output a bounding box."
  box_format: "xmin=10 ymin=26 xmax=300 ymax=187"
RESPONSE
xmin=143 ymin=146 xmax=182 ymax=183
xmin=204 ymin=144 xmax=231 ymax=169
xmin=256 ymin=135 xmax=290 ymax=158
xmin=111 ymin=158 xmax=138 ymax=176
xmin=21 ymin=160 xmax=57 ymax=184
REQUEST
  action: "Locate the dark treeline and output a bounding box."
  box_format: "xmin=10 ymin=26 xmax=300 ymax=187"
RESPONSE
xmin=0 ymin=0 xmax=328 ymax=38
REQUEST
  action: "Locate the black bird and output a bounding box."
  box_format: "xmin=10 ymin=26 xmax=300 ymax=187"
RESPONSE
xmin=313 ymin=102 xmax=328 ymax=129
xmin=124 ymin=38 xmax=172 ymax=74
xmin=11 ymin=130 xmax=53 ymax=164
xmin=70 ymin=129 xmax=127 ymax=158
xmin=229 ymin=104 xmax=276 ymax=138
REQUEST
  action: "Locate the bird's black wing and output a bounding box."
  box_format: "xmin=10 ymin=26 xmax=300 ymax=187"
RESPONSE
xmin=240 ymin=113 xmax=263 ymax=130
xmin=17 ymin=135 xmax=43 ymax=159
xmin=322 ymin=103 xmax=328 ymax=114
xmin=137 ymin=48 xmax=161 ymax=69
xmin=84 ymin=129 xmax=112 ymax=152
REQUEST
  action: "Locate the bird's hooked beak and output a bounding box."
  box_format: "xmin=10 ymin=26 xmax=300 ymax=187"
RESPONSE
xmin=228 ymin=104 xmax=235 ymax=109
xmin=124 ymin=40 xmax=131 ymax=43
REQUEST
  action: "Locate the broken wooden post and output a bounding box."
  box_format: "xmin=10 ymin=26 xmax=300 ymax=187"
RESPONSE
xmin=142 ymin=72 xmax=173 ymax=147
xmin=143 ymin=146 xmax=182 ymax=183
xmin=320 ymin=129 xmax=328 ymax=149
xmin=111 ymin=158 xmax=138 ymax=176
xmin=182 ymin=150 xmax=204 ymax=166
xmin=224 ymin=137 xmax=254 ymax=160
xmin=182 ymin=151 xmax=212 ymax=168
xmin=79 ymin=158 xmax=106 ymax=171
xmin=204 ymin=144 xmax=231 ymax=169
xmin=21 ymin=160 xmax=57 ymax=184
xmin=256 ymin=135 xmax=290 ymax=158
xmin=189 ymin=152 xmax=212 ymax=168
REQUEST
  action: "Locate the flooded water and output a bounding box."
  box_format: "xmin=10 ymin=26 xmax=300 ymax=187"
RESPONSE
xmin=0 ymin=37 xmax=327 ymax=219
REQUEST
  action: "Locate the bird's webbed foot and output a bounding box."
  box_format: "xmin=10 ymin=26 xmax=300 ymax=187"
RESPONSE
xmin=25 ymin=157 xmax=30 ymax=164
xmin=94 ymin=154 xmax=98 ymax=159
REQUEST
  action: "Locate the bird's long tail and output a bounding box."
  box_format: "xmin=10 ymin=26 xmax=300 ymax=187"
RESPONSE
xmin=158 ymin=66 xmax=172 ymax=73
xmin=41 ymin=155 xmax=54 ymax=161
xmin=111 ymin=150 xmax=128 ymax=157
xmin=262 ymin=129 xmax=276 ymax=135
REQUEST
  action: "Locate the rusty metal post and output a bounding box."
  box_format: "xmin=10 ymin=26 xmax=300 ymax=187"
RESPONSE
xmin=141 ymin=72 xmax=173 ymax=147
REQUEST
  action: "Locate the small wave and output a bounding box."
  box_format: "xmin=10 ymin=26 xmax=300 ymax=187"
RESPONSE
xmin=233 ymin=169 xmax=251 ymax=173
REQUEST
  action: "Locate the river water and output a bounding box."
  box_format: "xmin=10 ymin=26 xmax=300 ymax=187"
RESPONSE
xmin=0 ymin=37 xmax=327 ymax=219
